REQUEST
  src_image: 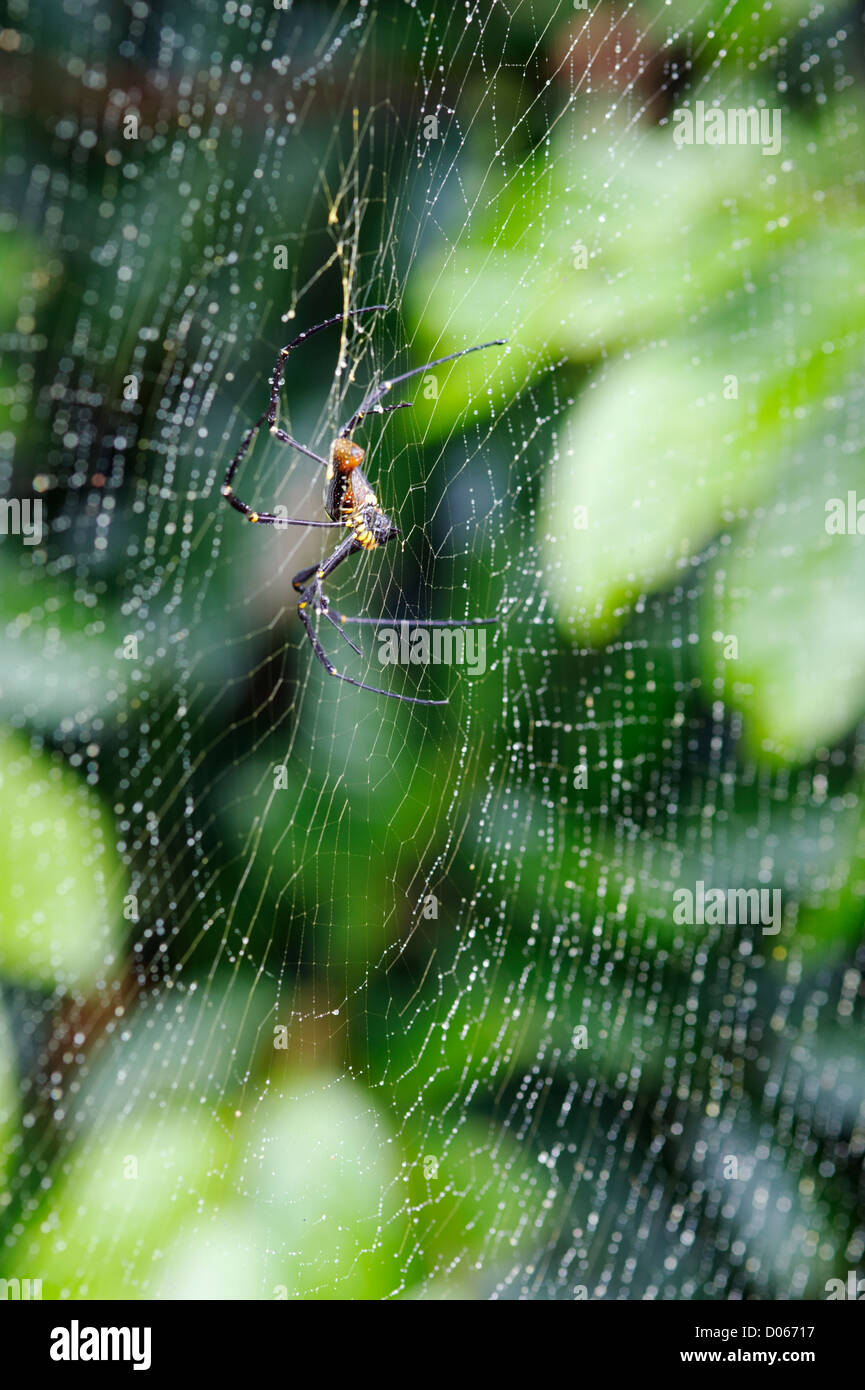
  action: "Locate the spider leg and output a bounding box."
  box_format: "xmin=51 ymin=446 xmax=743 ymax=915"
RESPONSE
xmin=329 ymin=611 xmax=498 ymax=628
xmin=293 ymin=536 xmax=449 ymax=705
xmin=292 ymin=533 xmax=359 ymax=603
xmin=266 ymin=305 xmax=388 ymax=430
xmin=223 ymin=306 xmax=389 ymax=521
xmin=338 ymin=338 xmax=506 ymax=436
xmin=294 ymin=561 xmax=387 ymax=655
xmin=266 ymin=427 xmax=330 ymax=469
xmin=320 ymin=605 xmax=363 ymax=657
xmin=221 ymin=414 xmax=343 ymax=526
xmin=298 ymin=600 xmax=449 ymax=704
xmin=292 ymin=561 xmax=321 ymax=593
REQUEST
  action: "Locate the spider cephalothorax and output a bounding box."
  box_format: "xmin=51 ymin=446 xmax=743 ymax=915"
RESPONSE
xmin=222 ymin=306 xmax=504 ymax=704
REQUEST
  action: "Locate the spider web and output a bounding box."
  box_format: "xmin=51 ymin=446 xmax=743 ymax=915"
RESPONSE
xmin=1 ymin=0 xmax=864 ymax=1301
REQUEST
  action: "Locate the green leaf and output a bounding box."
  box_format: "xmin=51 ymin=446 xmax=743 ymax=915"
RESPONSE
xmin=0 ymin=1002 xmax=18 ymax=1192
xmin=700 ymin=437 xmax=865 ymax=762
xmin=18 ymin=1111 xmax=233 ymax=1298
xmin=0 ymin=728 xmax=125 ymax=989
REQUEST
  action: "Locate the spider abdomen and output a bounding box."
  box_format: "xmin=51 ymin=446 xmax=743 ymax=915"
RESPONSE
xmin=348 ymin=503 xmax=398 ymax=550
xmin=353 ymin=519 xmax=378 ymax=551
xmin=325 ymin=442 xmax=367 ymax=521
xmin=325 ymin=453 xmax=397 ymax=548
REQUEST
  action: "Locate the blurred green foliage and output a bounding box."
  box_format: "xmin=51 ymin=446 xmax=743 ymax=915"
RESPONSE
xmin=0 ymin=728 xmax=123 ymax=988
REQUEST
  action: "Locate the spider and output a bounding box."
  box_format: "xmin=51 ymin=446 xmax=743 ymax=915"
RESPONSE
xmin=222 ymin=306 xmax=505 ymax=705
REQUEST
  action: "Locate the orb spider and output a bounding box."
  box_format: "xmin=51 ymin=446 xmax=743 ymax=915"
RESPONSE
xmin=222 ymin=306 xmax=505 ymax=705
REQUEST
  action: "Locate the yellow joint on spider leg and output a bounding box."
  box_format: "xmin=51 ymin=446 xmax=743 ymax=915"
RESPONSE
xmin=249 ymin=512 xmax=259 ymax=523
